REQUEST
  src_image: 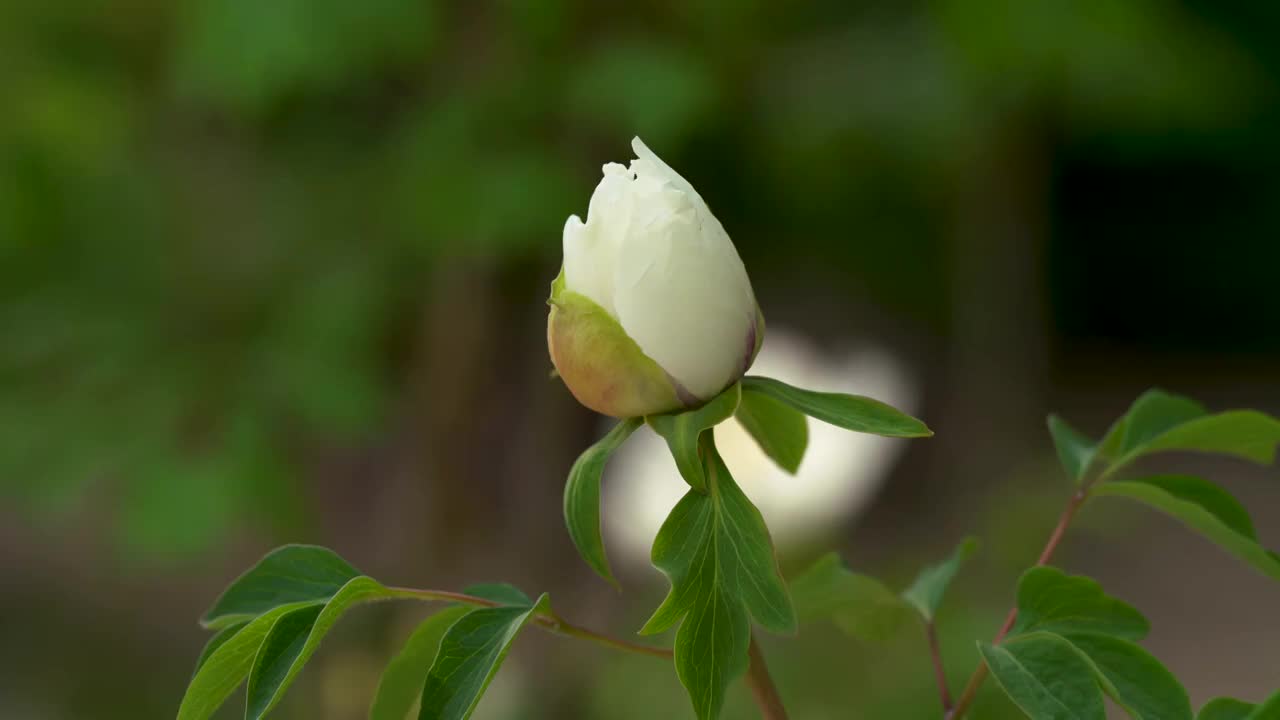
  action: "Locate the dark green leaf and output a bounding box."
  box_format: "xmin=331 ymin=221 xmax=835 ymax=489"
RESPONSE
xmin=1048 ymin=415 xmax=1097 ymax=483
xmin=462 ymin=583 xmax=533 ymax=607
xmin=193 ymin=621 xmax=247 ymax=676
xmin=563 ymin=417 xmax=641 ymax=586
xmin=980 ymin=632 xmax=1106 ymax=720
xmin=1063 ymin=632 xmax=1191 ymax=720
xmin=1093 ymin=476 xmax=1280 ymax=582
xmin=1011 ymin=567 xmax=1148 ymax=640
xmin=245 ymin=576 xmax=403 ymax=719
xmin=1136 ymin=411 xmax=1280 ymax=466
xmin=201 ymin=545 xmax=362 ymax=629
xmin=418 ymin=594 xmax=549 ymax=720
xmin=790 ymin=553 xmax=913 ymax=643
xmin=178 ymin=601 xmax=321 ymax=720
xmin=1250 ymin=693 xmax=1280 ymax=720
xmin=641 ymin=436 xmax=795 ymax=719
xmin=1198 ymin=698 xmax=1256 ymax=720
xmin=370 ymin=606 xmax=472 ymax=720
xmin=736 ymin=388 xmax=809 ymax=474
xmin=901 ymin=536 xmax=979 ymax=622
xmin=741 ymin=376 xmax=931 ymax=438
xmin=646 ymin=383 xmax=742 ymax=491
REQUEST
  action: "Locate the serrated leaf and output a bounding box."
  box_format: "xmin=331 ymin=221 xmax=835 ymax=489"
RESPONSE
xmin=563 ymin=417 xmax=641 ymax=585
xmin=1198 ymin=698 xmax=1256 ymax=720
xmin=735 ymin=388 xmax=809 ymax=474
xmin=647 ymin=383 xmax=742 ymax=492
xmin=370 ymin=606 xmax=472 ymax=720
xmin=202 ymin=545 xmax=362 ymax=629
xmin=901 ymin=536 xmax=979 ymax=622
xmin=418 ymin=594 xmax=549 ymax=720
xmin=245 ymin=576 xmax=403 ymax=719
xmin=741 ymin=376 xmax=931 ymax=438
xmin=461 ymin=583 xmax=533 ymax=607
xmin=790 ymin=553 xmax=913 ymax=643
xmin=641 ymin=436 xmax=795 ymax=719
xmin=1093 ymin=476 xmax=1280 ymax=582
xmin=1011 ymin=567 xmax=1148 ymax=640
xmin=1062 ymin=632 xmax=1191 ymax=720
xmin=1048 ymin=415 xmax=1097 ymax=483
xmin=178 ymin=601 xmax=321 ymax=720
xmin=193 ymin=620 xmax=248 ymax=676
xmin=980 ymin=632 xmax=1106 ymax=720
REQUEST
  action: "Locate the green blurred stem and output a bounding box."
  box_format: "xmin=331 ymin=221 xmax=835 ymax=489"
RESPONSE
xmin=945 ymin=486 xmax=1091 ymax=720
xmin=387 ymin=587 xmax=672 ymax=659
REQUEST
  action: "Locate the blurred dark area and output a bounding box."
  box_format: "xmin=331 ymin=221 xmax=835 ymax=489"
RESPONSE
xmin=3 ymin=1 xmax=1279 ymax=718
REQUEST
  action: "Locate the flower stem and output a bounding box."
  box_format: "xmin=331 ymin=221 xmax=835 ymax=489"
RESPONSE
xmin=944 ymin=487 xmax=1090 ymax=720
xmin=387 ymin=586 xmax=672 ymax=659
xmin=925 ymin=620 xmax=953 ymax=713
xmin=746 ymin=634 xmax=789 ymax=720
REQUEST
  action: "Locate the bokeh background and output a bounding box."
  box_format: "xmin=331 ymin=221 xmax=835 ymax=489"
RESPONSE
xmin=3 ymin=0 xmax=1280 ymax=717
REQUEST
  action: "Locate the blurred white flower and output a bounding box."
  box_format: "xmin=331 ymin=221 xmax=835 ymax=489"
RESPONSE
xmin=603 ymin=328 xmax=919 ymax=562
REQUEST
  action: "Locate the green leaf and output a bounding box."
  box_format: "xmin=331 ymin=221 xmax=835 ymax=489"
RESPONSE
xmin=1093 ymin=476 xmax=1280 ymax=582
xmin=641 ymin=435 xmax=795 ymax=719
xmin=735 ymin=388 xmax=809 ymax=474
xmin=462 ymin=583 xmax=532 ymax=607
xmin=1245 ymin=693 xmax=1280 ymax=720
xmin=178 ymin=601 xmax=321 ymax=720
xmin=418 ymin=594 xmax=549 ymax=720
xmin=201 ymin=545 xmax=362 ymax=629
xmin=741 ymin=376 xmax=931 ymax=438
xmin=790 ymin=553 xmax=914 ymax=643
xmin=901 ymin=536 xmax=979 ymax=622
xmin=1048 ymin=415 xmax=1097 ymax=483
xmin=193 ymin=620 xmax=248 ymax=676
xmin=980 ymin=632 xmax=1106 ymax=720
xmin=1062 ymin=632 xmax=1191 ymax=720
xmin=1198 ymin=698 xmax=1256 ymax=720
xmin=646 ymin=383 xmax=742 ymax=491
xmin=245 ymin=576 xmax=405 ymax=719
xmin=370 ymin=606 xmax=472 ymax=720
xmin=1099 ymin=389 xmax=1280 ymax=472
xmin=563 ymin=417 xmax=642 ymax=586
xmin=1011 ymin=567 xmax=1149 ymax=640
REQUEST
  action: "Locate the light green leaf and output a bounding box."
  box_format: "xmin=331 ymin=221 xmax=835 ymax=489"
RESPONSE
xmin=563 ymin=417 xmax=641 ymax=586
xmin=1099 ymin=389 xmax=1280 ymax=473
xmin=1011 ymin=567 xmax=1149 ymax=640
xmin=370 ymin=606 xmax=472 ymax=720
xmin=980 ymin=632 xmax=1106 ymax=720
xmin=1109 ymin=389 xmax=1208 ymax=460
xmin=246 ymin=576 xmax=404 ymax=719
xmin=1249 ymin=693 xmax=1280 ymax=720
xmin=736 ymin=388 xmax=809 ymax=474
xmin=647 ymin=383 xmax=742 ymax=491
xmin=901 ymin=536 xmax=979 ymax=622
xmin=178 ymin=601 xmax=321 ymax=720
xmin=193 ymin=620 xmax=247 ymax=676
xmin=1198 ymin=698 xmax=1256 ymax=720
xmin=418 ymin=594 xmax=550 ymax=720
xmin=1048 ymin=415 xmax=1097 ymax=483
xmin=641 ymin=435 xmax=795 ymax=719
xmin=201 ymin=544 xmax=362 ymax=629
xmin=741 ymin=376 xmax=931 ymax=438
xmin=790 ymin=553 xmax=914 ymax=643
xmin=1062 ymin=632 xmax=1191 ymax=720
xmin=1093 ymin=476 xmax=1280 ymax=582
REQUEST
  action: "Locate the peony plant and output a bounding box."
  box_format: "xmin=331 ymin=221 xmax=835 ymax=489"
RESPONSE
xmin=174 ymin=139 xmax=1280 ymax=720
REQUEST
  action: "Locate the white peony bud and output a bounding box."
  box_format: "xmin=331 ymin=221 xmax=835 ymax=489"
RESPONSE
xmin=548 ymin=137 xmax=763 ymax=418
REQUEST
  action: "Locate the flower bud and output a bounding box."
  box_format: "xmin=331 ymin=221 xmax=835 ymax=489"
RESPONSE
xmin=548 ymin=137 xmax=763 ymax=418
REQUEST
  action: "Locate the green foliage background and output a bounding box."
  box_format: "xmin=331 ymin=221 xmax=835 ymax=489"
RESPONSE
xmin=4 ymin=0 xmax=1280 ymax=718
